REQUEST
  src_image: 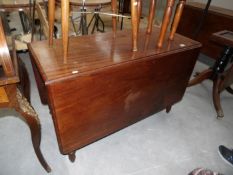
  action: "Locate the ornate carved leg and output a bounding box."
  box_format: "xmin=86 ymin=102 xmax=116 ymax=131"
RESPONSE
xmin=188 ymin=69 xmax=213 ymax=87
xmin=213 ymin=77 xmax=224 ymax=118
xmin=68 ymin=151 xmax=76 ymax=163
xmin=166 ymin=105 xmax=172 ymax=113
xmin=226 ymin=86 xmax=233 ymax=94
xmin=15 ymin=89 xmax=51 ymax=172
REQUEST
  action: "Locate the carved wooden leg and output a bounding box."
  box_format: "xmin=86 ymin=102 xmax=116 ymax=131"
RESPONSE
xmin=226 ymin=86 xmax=233 ymax=94
xmin=169 ymin=0 xmax=186 ymax=40
xmin=61 ymin=0 xmax=70 ymax=62
xmin=146 ymin=0 xmax=156 ymax=34
xmin=68 ymin=151 xmax=76 ymax=163
xmin=213 ymin=77 xmax=224 ymax=118
xmin=131 ymin=0 xmax=139 ymax=51
xmin=48 ymin=0 xmax=55 ymax=45
xmin=157 ymin=0 xmax=175 ymax=48
xmin=15 ymin=89 xmax=51 ymax=172
xmin=166 ymin=105 xmax=172 ymax=113
xmin=188 ymin=69 xmax=213 ymax=87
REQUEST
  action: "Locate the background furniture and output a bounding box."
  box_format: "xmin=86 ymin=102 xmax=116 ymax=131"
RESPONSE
xmin=0 ymin=18 xmax=51 ymax=173
xmin=188 ymin=30 xmax=233 ymax=118
xmin=177 ymin=2 xmax=233 ymax=60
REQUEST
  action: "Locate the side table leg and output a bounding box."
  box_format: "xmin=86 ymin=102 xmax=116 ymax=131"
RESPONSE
xmin=188 ymin=69 xmax=213 ymax=87
xmin=16 ymin=89 xmax=51 ymax=172
xmin=68 ymin=151 xmax=76 ymax=163
xmin=213 ymin=77 xmax=224 ymax=118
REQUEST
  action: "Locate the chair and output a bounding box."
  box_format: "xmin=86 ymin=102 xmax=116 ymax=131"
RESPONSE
xmin=47 ymin=0 xmax=186 ymax=60
xmin=0 ymin=17 xmax=51 ymax=173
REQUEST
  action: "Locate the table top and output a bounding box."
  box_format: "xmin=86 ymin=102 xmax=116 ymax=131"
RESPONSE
xmin=28 ymin=27 xmax=201 ymax=84
xmin=56 ymin=0 xmax=111 ymax=7
xmin=211 ymin=30 xmax=233 ymax=48
xmin=0 ymin=0 xmax=43 ymax=9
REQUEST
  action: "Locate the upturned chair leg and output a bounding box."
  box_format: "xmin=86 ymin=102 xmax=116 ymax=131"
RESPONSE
xmin=15 ymin=89 xmax=51 ymax=172
xmin=61 ymin=0 xmax=70 ymax=62
xmin=111 ymin=0 xmax=117 ymax=33
xmin=169 ymin=0 xmax=186 ymax=40
xmin=157 ymin=0 xmax=175 ymax=48
xmin=48 ymin=0 xmax=55 ymax=45
xmin=131 ymin=0 xmax=139 ymax=51
xmin=146 ymin=0 xmax=156 ymax=34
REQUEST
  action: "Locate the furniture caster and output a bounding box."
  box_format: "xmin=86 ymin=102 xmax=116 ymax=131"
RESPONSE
xmin=68 ymin=151 xmax=76 ymax=163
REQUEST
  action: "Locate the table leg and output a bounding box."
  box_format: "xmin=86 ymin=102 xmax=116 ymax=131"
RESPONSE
xmin=188 ymin=69 xmax=213 ymax=87
xmin=68 ymin=151 xmax=76 ymax=162
xmin=213 ymin=76 xmax=224 ymax=118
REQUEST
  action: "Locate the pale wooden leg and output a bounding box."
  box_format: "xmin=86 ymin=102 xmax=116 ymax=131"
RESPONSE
xmin=146 ymin=0 xmax=156 ymax=34
xmin=169 ymin=0 xmax=186 ymax=40
xmin=111 ymin=0 xmax=117 ymax=33
xmin=48 ymin=0 xmax=55 ymax=45
xmin=157 ymin=0 xmax=175 ymax=48
xmin=61 ymin=0 xmax=70 ymax=62
xmin=131 ymin=0 xmax=139 ymax=51
xmin=137 ymin=0 xmax=142 ymax=29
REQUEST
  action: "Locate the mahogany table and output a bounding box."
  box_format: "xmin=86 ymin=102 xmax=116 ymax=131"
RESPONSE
xmin=29 ymin=27 xmax=201 ymax=161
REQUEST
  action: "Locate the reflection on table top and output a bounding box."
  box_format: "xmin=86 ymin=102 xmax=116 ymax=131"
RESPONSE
xmin=56 ymin=0 xmax=111 ymax=7
xmin=0 ymin=0 xmax=43 ymax=9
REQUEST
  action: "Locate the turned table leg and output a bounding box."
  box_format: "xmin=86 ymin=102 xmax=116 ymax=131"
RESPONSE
xmin=166 ymin=105 xmax=172 ymax=113
xmin=15 ymin=89 xmax=51 ymax=172
xmin=68 ymin=151 xmax=76 ymax=162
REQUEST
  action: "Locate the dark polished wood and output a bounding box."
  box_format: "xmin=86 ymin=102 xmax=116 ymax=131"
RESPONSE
xmin=189 ymin=30 xmax=233 ymax=118
xmin=177 ymin=2 xmax=233 ymax=59
xmin=29 ymin=27 xmax=201 ymax=159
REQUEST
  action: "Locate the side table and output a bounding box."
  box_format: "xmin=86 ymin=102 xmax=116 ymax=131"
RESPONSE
xmin=188 ymin=30 xmax=233 ymax=118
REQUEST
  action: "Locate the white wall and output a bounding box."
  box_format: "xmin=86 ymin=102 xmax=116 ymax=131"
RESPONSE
xmin=188 ymin=0 xmax=233 ymax=10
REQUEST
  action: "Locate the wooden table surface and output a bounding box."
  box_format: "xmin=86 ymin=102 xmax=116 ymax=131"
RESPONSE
xmin=29 ymin=27 xmax=201 ymax=84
